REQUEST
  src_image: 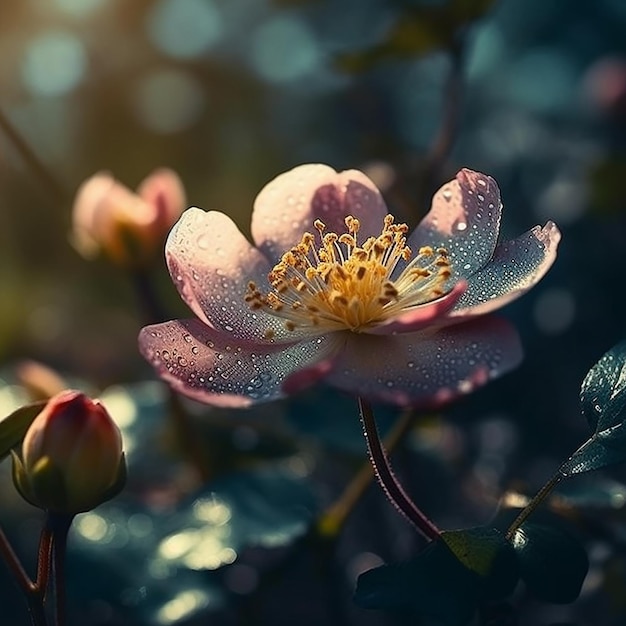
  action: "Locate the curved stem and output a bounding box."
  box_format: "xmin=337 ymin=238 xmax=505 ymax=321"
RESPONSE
xmin=318 ymin=409 xmax=415 ymax=537
xmin=0 ymin=525 xmax=35 ymax=594
xmin=0 ymin=524 xmax=49 ymax=625
xmin=358 ymin=397 xmax=440 ymax=540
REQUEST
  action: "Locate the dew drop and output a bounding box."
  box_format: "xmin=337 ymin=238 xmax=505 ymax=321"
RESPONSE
xmin=455 ymin=221 xmax=467 ymax=232
xmin=178 ymin=357 xmax=188 ymax=366
xmin=442 ymin=189 xmax=452 ymax=201
xmin=191 ymin=346 xmax=199 ymax=355
xmin=162 ymin=350 xmax=170 ymax=361
xmin=183 ymin=333 xmax=192 ymax=343
xmin=407 ymin=361 xmax=415 ymax=369
xmin=197 ymin=234 xmax=209 ymax=250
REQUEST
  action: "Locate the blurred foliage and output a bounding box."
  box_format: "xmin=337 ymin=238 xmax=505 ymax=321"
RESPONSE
xmin=337 ymin=0 xmax=498 ymax=72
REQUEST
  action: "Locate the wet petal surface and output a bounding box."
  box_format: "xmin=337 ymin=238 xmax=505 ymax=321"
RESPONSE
xmin=138 ymin=319 xmax=344 ymax=407
xmin=408 ymin=169 xmax=502 ymax=281
xmin=325 ymin=317 xmax=522 ymax=407
xmin=452 ymin=221 xmax=561 ymax=317
xmin=166 ymin=208 xmax=305 ymax=343
xmin=251 ymin=164 xmax=389 ymax=263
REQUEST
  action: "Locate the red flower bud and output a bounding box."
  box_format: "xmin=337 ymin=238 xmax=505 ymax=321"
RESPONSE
xmin=13 ymin=390 xmax=126 ymax=514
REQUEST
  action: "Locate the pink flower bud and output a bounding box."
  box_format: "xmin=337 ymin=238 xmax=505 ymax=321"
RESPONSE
xmin=13 ymin=390 xmax=125 ymax=514
xmin=72 ymin=168 xmax=186 ymax=268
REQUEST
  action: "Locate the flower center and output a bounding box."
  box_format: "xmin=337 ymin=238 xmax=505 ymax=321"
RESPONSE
xmin=245 ymin=215 xmax=451 ymax=337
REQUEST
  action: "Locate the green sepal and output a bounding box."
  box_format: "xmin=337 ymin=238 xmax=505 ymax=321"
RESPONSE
xmin=0 ymin=401 xmax=47 ymax=462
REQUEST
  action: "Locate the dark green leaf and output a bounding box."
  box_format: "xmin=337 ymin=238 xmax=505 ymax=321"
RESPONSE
xmin=561 ymin=341 xmax=626 ymax=475
xmin=355 ymin=527 xmax=518 ymax=625
xmin=580 ymin=340 xmax=626 ymax=435
xmin=0 ymin=400 xmax=46 ymax=461
xmin=511 ymin=523 xmax=589 ymax=604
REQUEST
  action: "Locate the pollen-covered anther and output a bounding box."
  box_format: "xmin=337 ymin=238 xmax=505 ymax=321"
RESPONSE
xmin=245 ymin=214 xmax=453 ymax=333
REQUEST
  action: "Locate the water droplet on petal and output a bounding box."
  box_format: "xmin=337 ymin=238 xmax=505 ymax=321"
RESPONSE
xmin=197 ymin=234 xmax=209 ymax=249
xmin=191 ymin=346 xmax=199 ymax=355
xmin=442 ymin=189 xmax=452 ymax=201
xmin=178 ymin=356 xmax=188 ymax=366
xmin=162 ymin=350 xmax=170 ymax=361
xmin=183 ymin=333 xmax=192 ymax=343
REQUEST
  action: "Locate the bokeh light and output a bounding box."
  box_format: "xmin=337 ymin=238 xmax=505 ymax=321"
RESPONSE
xmin=21 ymin=31 xmax=88 ymax=96
xmin=250 ymin=16 xmax=321 ymax=83
xmin=146 ymin=0 xmax=223 ymax=60
xmin=132 ymin=68 xmax=206 ymax=134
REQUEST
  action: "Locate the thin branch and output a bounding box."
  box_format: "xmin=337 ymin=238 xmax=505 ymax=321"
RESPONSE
xmin=0 ymin=106 xmax=68 ymax=206
xmin=358 ymin=397 xmax=440 ymax=540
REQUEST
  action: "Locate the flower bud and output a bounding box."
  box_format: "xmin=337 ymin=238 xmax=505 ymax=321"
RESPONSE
xmin=72 ymin=168 xmax=186 ymax=268
xmin=13 ymin=390 xmax=126 ymax=514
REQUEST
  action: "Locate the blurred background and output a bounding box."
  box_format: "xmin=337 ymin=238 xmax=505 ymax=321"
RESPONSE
xmin=2 ymin=0 xmax=626 ymax=624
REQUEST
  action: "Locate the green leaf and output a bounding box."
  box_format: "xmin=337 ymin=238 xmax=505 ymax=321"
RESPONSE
xmin=511 ymin=523 xmax=589 ymax=604
xmin=561 ymin=341 xmax=626 ymax=475
xmin=441 ymin=527 xmax=519 ymax=601
xmin=355 ymin=527 xmax=518 ymax=625
xmin=0 ymin=400 xmax=46 ymax=461
xmin=580 ymin=340 xmax=626 ymax=435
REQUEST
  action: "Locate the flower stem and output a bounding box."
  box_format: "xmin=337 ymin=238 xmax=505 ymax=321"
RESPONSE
xmin=48 ymin=513 xmax=74 ymax=626
xmin=36 ymin=523 xmax=54 ymax=597
xmin=318 ymin=409 xmax=416 ymax=537
xmin=358 ymin=397 xmax=440 ymax=540
xmin=130 ymin=267 xmax=168 ymax=326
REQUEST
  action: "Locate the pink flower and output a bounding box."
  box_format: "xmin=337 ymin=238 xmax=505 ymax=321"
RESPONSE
xmin=138 ymin=164 xmax=560 ymax=408
xmin=72 ymin=167 xmax=186 ymax=268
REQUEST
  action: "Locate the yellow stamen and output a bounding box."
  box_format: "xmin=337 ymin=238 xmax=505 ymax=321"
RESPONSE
xmin=245 ymin=214 xmax=452 ymax=334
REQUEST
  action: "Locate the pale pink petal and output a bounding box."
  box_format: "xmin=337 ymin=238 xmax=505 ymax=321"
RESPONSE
xmin=451 ymin=221 xmax=561 ymax=317
xmin=166 ymin=208 xmax=309 ymax=343
xmin=325 ymin=317 xmax=522 ymax=407
xmin=364 ymin=281 xmax=466 ymax=335
xmin=137 ymin=167 xmax=186 ymax=233
xmin=251 ymin=163 xmax=389 ymax=263
xmin=72 ymin=172 xmax=153 ymax=255
xmin=408 ymin=169 xmax=502 ymax=281
xmin=138 ymin=319 xmax=344 ymax=406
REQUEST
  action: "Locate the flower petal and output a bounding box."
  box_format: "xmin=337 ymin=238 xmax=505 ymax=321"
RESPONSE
xmin=137 ymin=167 xmax=186 ymax=233
xmin=408 ymin=169 xmax=502 ymax=281
xmin=166 ymin=208 xmax=303 ymax=343
xmin=451 ymin=221 xmax=561 ymax=317
xmin=325 ymin=317 xmax=522 ymax=407
xmin=365 ymin=281 xmax=466 ymax=335
xmin=251 ymin=163 xmax=389 ymax=262
xmin=138 ymin=319 xmax=344 ymax=407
